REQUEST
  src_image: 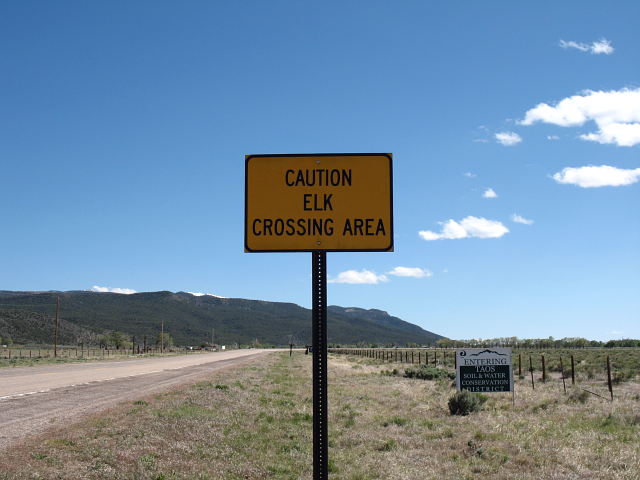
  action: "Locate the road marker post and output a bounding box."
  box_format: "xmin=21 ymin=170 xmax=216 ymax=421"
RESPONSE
xmin=246 ymin=153 xmax=393 ymax=479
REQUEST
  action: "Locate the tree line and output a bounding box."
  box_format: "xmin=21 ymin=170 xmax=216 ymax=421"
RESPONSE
xmin=434 ymin=337 xmax=640 ymax=349
xmin=93 ymin=331 xmax=175 ymax=350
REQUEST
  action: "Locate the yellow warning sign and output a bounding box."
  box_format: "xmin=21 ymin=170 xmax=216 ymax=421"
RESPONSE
xmin=245 ymin=153 xmax=393 ymax=252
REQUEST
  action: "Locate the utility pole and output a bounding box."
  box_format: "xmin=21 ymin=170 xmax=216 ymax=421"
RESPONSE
xmin=161 ymin=321 xmax=164 ymax=354
xmin=54 ymin=296 xmax=60 ymax=357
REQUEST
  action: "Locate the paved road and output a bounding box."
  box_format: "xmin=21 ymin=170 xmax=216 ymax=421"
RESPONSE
xmin=0 ymin=349 xmax=276 ymax=449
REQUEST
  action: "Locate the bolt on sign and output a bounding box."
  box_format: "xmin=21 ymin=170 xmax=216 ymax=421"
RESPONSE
xmin=245 ymin=153 xmax=393 ymax=252
xmin=456 ymin=348 xmax=513 ymax=393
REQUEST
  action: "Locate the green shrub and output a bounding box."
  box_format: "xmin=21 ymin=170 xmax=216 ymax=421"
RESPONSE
xmin=382 ymin=416 xmax=408 ymax=427
xmin=567 ymin=389 xmax=589 ymax=404
xmin=448 ymin=390 xmax=487 ymax=416
xmin=376 ymin=439 xmax=397 ymax=451
xmin=612 ymin=369 xmax=634 ymax=384
xmin=404 ymin=365 xmax=455 ymax=381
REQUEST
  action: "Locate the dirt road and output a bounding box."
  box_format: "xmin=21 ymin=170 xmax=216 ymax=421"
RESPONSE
xmin=0 ymin=349 xmax=276 ymax=449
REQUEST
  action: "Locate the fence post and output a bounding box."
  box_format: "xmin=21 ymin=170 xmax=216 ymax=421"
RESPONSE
xmin=570 ymin=355 xmax=575 ymax=385
xmin=529 ymin=356 xmax=535 ymax=390
xmin=541 ymin=355 xmax=546 ymax=382
xmin=560 ymin=356 xmax=567 ymax=395
xmin=606 ymin=356 xmax=613 ymax=401
xmin=518 ymin=354 xmax=522 ymax=377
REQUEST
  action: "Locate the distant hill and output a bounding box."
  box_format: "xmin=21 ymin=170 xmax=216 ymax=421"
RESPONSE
xmin=0 ymin=290 xmax=443 ymax=347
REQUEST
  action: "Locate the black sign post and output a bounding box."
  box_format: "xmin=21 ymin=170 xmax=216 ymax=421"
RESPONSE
xmin=311 ymin=251 xmax=328 ymax=479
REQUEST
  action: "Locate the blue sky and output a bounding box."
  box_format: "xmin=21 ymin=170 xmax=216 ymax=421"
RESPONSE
xmin=1 ymin=1 xmax=638 ymax=341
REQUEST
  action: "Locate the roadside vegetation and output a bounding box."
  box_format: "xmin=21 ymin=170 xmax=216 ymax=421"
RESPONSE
xmin=1 ymin=352 xmax=638 ymax=479
xmin=0 ymin=347 xmax=210 ymax=369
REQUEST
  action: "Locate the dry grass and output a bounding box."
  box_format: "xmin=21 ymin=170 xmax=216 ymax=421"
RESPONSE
xmin=1 ymin=352 xmax=638 ymax=480
xmin=0 ymin=350 xmax=205 ymax=369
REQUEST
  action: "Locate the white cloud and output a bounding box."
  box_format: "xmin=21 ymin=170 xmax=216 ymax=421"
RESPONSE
xmin=520 ymin=88 xmax=640 ymax=147
xmin=328 ymin=270 xmax=388 ymax=284
xmin=90 ymin=285 xmax=137 ymax=294
xmin=387 ymin=266 xmax=433 ymax=278
xmin=419 ymin=216 xmax=509 ymax=241
xmin=511 ymin=214 xmax=534 ymax=225
xmin=495 ymin=131 xmax=522 ymax=146
xmin=580 ymin=122 xmax=640 ymax=147
xmin=559 ymin=40 xmax=589 ymax=52
xmin=482 ymin=188 xmax=498 ymax=198
xmin=187 ymin=291 xmax=226 ymax=298
xmin=463 ymin=172 xmax=477 ymax=178
xmin=552 ymin=165 xmax=640 ymax=188
xmin=559 ymin=38 xmax=614 ymax=55
xmin=591 ymin=39 xmax=615 ymax=55
xmin=547 ymin=135 xmax=560 ymax=140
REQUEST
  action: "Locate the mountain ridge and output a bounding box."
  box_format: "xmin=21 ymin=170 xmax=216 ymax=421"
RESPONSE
xmin=0 ymin=290 xmax=443 ymax=346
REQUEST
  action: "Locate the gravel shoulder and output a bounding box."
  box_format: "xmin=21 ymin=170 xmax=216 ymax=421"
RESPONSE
xmin=0 ymin=349 xmax=277 ymax=449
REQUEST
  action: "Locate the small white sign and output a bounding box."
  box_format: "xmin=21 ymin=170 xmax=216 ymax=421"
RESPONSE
xmin=456 ymin=348 xmax=513 ymax=393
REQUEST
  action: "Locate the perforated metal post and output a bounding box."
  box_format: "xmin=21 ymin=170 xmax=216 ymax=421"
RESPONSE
xmin=312 ymin=251 xmax=328 ymax=480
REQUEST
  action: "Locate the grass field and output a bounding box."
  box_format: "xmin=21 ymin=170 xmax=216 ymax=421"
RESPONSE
xmin=0 ymin=351 xmax=638 ymax=479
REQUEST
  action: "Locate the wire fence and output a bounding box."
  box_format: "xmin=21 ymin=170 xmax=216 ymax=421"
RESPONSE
xmin=0 ymin=346 xmax=201 ymax=361
xmin=329 ymin=347 xmax=640 ymax=401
